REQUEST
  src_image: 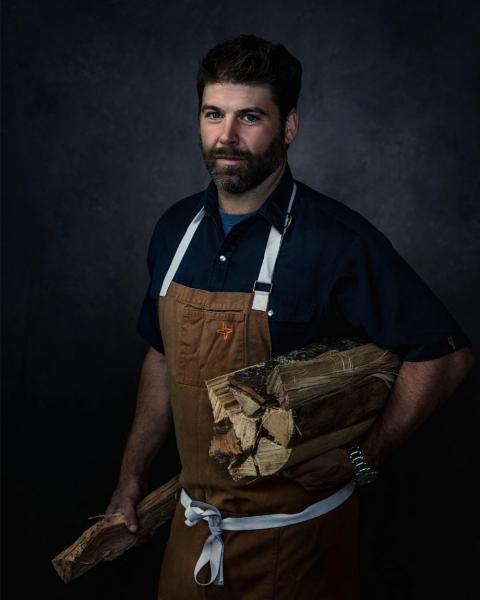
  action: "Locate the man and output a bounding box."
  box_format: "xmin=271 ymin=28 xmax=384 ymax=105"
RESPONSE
xmin=106 ymin=35 xmax=474 ymax=598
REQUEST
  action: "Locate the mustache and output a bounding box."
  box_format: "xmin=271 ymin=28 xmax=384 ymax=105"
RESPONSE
xmin=208 ymin=148 xmax=251 ymax=160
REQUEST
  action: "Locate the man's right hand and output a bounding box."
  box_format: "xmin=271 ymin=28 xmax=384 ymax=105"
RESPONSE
xmin=105 ymin=477 xmax=149 ymax=534
xmin=104 ymin=346 xmax=172 ymax=545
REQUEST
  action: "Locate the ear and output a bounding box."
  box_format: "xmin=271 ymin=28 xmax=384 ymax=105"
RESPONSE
xmin=284 ymin=108 xmax=299 ymax=145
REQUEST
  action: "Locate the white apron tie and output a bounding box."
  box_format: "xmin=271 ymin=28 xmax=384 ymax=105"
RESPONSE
xmin=180 ymin=480 xmax=356 ymax=586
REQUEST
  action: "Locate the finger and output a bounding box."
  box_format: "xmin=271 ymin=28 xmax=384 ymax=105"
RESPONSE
xmin=122 ymin=505 xmax=139 ymax=533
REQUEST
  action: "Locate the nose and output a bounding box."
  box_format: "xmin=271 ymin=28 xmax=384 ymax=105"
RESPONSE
xmin=218 ymin=115 xmax=239 ymax=145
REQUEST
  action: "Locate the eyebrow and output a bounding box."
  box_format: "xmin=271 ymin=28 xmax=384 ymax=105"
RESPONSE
xmin=201 ymin=104 xmax=269 ymax=117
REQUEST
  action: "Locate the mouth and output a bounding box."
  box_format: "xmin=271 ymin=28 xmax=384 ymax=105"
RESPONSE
xmin=215 ymin=157 xmax=246 ymax=164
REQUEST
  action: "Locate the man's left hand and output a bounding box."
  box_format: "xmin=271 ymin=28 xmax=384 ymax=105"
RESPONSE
xmin=280 ymin=448 xmax=354 ymax=493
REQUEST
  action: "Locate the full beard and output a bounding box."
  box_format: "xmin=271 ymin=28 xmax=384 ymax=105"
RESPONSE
xmin=200 ymin=132 xmax=287 ymax=194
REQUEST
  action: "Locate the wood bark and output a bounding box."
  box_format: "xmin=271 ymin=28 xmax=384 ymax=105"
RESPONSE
xmin=262 ymin=375 xmax=393 ymax=447
xmin=228 ymin=338 xmax=367 ymax=401
xmin=267 ymin=343 xmax=401 ymax=408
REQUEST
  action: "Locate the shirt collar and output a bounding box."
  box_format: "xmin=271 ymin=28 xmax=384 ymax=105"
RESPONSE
xmin=203 ymin=162 xmax=295 ymax=232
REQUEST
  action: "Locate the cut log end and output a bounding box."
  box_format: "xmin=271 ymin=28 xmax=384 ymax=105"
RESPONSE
xmin=228 ymin=455 xmax=258 ymax=481
xmin=254 ymin=438 xmax=292 ymax=476
xmin=261 ymin=407 xmax=294 ymax=447
xmin=231 ymin=387 xmax=262 ymax=417
xmin=209 ymin=429 xmax=243 ymax=462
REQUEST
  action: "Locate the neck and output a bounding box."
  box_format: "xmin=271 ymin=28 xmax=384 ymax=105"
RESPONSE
xmin=217 ymin=161 xmax=287 ymax=215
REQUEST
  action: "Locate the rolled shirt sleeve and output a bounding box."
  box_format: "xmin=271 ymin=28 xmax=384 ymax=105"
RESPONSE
xmin=331 ymin=232 xmax=472 ymax=361
xmin=136 ymin=219 xmax=165 ymax=354
xmin=137 ymin=290 xmax=164 ymax=353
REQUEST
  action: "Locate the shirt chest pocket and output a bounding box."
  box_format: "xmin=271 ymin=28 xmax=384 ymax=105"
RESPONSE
xmin=268 ymin=295 xmax=316 ymax=322
xmin=267 ymin=296 xmax=317 ymax=354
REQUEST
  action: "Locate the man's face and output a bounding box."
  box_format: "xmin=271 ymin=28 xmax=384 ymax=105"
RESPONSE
xmin=199 ymin=83 xmax=287 ymax=194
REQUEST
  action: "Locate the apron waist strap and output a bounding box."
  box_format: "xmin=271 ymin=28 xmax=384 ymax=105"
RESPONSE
xmin=179 ymin=480 xmax=356 ymax=586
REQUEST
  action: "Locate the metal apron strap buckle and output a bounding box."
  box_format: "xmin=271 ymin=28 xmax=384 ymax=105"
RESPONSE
xmin=180 ymin=480 xmax=357 ymax=586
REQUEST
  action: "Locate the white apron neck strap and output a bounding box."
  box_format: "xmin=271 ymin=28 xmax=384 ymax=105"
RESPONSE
xmin=159 ymin=206 xmax=205 ymax=296
xmin=159 ymin=181 xmax=297 ymax=303
xmin=252 ymin=182 xmax=297 ymax=311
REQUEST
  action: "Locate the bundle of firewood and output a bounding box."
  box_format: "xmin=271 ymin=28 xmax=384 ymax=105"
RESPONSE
xmin=52 ymin=339 xmax=402 ymax=583
xmin=206 ymin=338 xmax=402 ymax=480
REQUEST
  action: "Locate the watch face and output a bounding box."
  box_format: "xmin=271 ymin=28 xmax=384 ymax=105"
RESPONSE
xmin=357 ymin=469 xmax=379 ymax=485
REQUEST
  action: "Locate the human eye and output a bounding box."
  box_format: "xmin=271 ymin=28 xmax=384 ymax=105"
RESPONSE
xmin=241 ymin=113 xmax=260 ymax=123
xmin=205 ymin=111 xmax=222 ymax=120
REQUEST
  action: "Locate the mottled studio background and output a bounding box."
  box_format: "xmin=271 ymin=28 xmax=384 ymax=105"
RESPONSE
xmin=2 ymin=1 xmax=479 ymax=598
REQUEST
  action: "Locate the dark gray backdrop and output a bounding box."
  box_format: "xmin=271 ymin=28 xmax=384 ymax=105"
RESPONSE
xmin=2 ymin=1 xmax=479 ymax=598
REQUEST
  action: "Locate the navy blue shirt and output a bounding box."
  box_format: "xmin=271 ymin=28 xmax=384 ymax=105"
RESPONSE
xmin=138 ymin=163 xmax=471 ymax=360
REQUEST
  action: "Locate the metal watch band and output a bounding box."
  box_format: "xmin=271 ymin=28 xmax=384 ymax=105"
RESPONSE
xmin=345 ymin=442 xmax=379 ymax=485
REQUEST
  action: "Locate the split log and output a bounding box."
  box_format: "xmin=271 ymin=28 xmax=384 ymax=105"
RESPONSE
xmin=229 ymin=409 xmax=261 ymax=452
xmin=261 ymin=406 xmax=295 ymax=447
xmin=52 ymin=475 xmax=179 ymax=584
xmin=267 ymin=343 xmax=401 ymax=408
xmin=228 ymin=338 xmax=367 ymax=402
xmin=282 ymin=417 xmax=377 ymax=469
xmin=254 ymin=438 xmax=291 ymax=476
xmin=231 ymin=387 xmax=263 ymax=417
xmin=209 ymin=428 xmax=243 ymax=462
xmin=207 ymin=374 xmax=262 ymax=451
xmin=227 ymin=342 xmax=329 ymax=403
xmin=228 ymin=455 xmax=258 ymax=480
xmin=206 ymin=373 xmax=234 ymax=425
xmin=254 ymin=417 xmax=377 ymax=476
xmin=261 ymin=375 xmax=393 ymax=447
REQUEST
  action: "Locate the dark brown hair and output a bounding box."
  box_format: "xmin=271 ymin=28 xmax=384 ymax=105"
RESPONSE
xmin=197 ymin=34 xmax=302 ymax=126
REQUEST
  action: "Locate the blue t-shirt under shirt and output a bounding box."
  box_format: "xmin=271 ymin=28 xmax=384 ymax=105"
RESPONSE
xmin=219 ymin=209 xmax=258 ymax=235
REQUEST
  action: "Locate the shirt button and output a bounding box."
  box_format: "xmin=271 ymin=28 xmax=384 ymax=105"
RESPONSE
xmin=219 ymin=255 xmax=227 ymax=262
xmin=267 ymin=309 xmax=274 ymax=317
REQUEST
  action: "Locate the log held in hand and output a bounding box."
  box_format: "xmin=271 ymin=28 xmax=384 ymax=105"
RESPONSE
xmin=51 ymin=475 xmax=180 ymax=584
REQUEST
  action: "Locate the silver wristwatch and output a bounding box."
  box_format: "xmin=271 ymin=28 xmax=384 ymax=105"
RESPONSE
xmin=344 ymin=442 xmax=379 ymax=486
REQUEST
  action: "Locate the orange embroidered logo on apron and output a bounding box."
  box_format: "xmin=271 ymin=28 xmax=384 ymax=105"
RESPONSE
xmin=216 ymin=322 xmax=233 ymax=341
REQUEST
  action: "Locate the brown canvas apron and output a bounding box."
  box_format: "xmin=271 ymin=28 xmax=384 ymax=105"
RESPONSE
xmin=156 ymin=184 xmax=361 ymax=599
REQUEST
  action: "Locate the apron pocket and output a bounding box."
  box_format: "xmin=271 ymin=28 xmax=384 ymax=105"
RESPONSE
xmin=176 ymin=305 xmax=246 ymax=386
